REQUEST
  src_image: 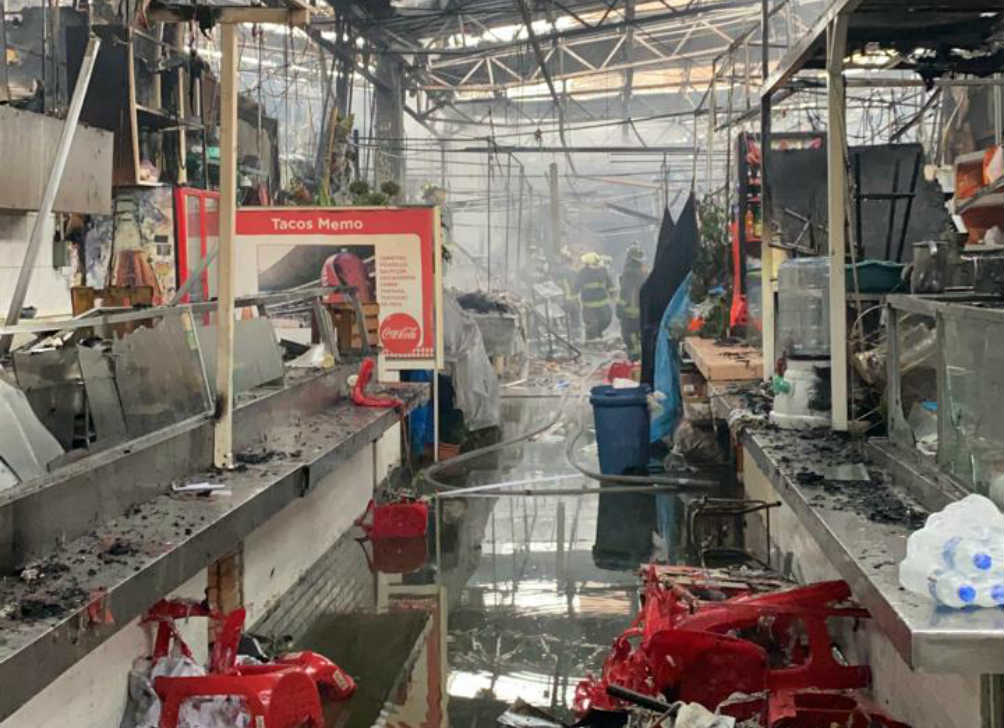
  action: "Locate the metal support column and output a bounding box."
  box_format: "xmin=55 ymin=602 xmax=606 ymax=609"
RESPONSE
xmin=515 ymin=168 xmax=525 ymax=276
xmin=373 ymin=55 xmax=405 ymax=190
xmin=0 ymin=35 xmax=100 ymax=355
xmin=826 ymin=16 xmax=849 ymax=431
xmin=707 ymin=60 xmax=717 ymax=186
xmin=486 ymin=149 xmax=493 ymax=288
xmin=504 ymin=153 xmax=513 ymax=286
xmin=760 ymin=0 xmax=774 ymax=381
xmin=440 ymin=142 xmax=447 ymax=189
xmin=0 ymin=0 xmax=9 ymax=103
xmin=549 ymin=162 xmax=560 ymax=255
xmin=213 ymin=23 xmax=239 ymax=469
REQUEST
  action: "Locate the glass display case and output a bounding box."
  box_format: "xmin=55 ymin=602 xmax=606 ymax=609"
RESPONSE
xmin=886 ymin=294 xmax=1004 ymax=502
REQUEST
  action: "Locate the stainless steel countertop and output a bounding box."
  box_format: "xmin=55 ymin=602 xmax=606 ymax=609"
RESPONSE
xmin=0 ymin=380 xmax=427 ymax=723
xmin=742 ymin=426 xmax=1004 ymax=674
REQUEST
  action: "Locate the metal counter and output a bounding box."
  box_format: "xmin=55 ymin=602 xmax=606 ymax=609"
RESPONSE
xmin=742 ymin=426 xmax=1004 ymax=675
xmin=0 ymin=373 xmax=426 ymax=722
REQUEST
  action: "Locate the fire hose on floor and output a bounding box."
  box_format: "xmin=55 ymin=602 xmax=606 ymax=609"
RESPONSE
xmin=418 ymin=358 xmax=716 ymax=496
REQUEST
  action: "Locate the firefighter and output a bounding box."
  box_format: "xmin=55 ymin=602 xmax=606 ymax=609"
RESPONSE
xmin=575 ymin=252 xmax=615 ymax=340
xmin=553 ymin=246 xmax=582 ymax=341
xmin=617 ymin=244 xmax=647 ymax=360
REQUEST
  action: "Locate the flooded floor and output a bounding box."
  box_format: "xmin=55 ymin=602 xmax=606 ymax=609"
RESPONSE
xmin=253 ymin=369 xmax=667 ymax=727
xmin=437 ymin=393 xmax=644 ymax=725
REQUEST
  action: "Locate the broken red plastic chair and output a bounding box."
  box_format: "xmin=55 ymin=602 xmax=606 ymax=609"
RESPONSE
xmin=238 ymin=651 xmax=356 ymax=701
xmin=647 ymin=629 xmax=768 ymax=714
xmin=351 ymin=358 xmax=403 ymax=409
xmin=144 ymin=599 xmax=350 ymax=728
xmin=145 ymin=599 xmax=218 ymax=665
xmin=769 ymin=690 xmax=911 ymax=728
xmin=673 ymin=581 xmax=872 ymax=693
xmin=154 ymin=669 xmax=323 ymax=728
xmin=574 ymin=575 xmax=880 ymax=723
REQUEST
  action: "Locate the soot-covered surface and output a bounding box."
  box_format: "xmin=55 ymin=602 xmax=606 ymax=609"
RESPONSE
xmin=743 ymin=425 xmax=1004 ymax=673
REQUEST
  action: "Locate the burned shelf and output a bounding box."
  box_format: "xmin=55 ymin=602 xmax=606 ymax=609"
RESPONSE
xmin=742 ymin=427 xmax=1004 ymax=674
xmin=0 ymin=372 xmax=426 ymax=723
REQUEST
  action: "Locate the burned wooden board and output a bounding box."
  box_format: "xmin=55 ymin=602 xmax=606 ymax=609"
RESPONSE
xmin=683 ymin=337 xmax=763 ymax=382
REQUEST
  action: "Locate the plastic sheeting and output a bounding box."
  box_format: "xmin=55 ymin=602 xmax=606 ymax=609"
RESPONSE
xmin=650 ymin=273 xmax=693 ymax=444
xmin=640 ymin=195 xmax=698 ymax=385
xmin=443 ymin=292 xmax=501 ymax=432
xmin=121 ymin=656 xmax=252 ymax=728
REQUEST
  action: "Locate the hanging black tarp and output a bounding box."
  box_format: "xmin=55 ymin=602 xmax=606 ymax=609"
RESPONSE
xmin=639 ymin=206 xmax=675 ymax=384
xmin=639 ymin=194 xmax=698 ymax=385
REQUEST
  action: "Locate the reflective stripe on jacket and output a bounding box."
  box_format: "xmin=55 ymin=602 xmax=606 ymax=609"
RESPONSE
xmin=575 ymin=265 xmax=613 ymax=307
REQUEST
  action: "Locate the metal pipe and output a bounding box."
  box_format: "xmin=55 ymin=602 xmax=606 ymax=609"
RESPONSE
xmin=0 ymin=35 xmax=100 ymax=355
xmin=0 ymin=286 xmax=358 ymax=337
xmin=486 ymin=147 xmax=492 ymax=288
xmin=440 ymin=485 xmax=712 ymax=498
xmin=459 ymin=145 xmax=697 ymax=154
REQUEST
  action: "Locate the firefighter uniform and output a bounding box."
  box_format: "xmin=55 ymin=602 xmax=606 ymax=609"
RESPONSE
xmin=553 ymin=252 xmax=582 ymax=341
xmin=575 ymin=253 xmax=615 ymax=340
xmin=617 ymin=246 xmax=646 ymax=360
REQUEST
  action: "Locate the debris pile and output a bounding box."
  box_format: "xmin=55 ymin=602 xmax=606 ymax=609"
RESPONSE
xmin=572 ymin=565 xmax=911 ymax=728
xmin=456 ymin=290 xmax=520 ymax=315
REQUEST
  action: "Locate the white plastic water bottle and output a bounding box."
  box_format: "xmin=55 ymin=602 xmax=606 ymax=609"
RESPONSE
xmin=943 ymin=536 xmax=1004 ymax=576
xmin=980 ymin=579 xmax=1004 ymax=607
xmin=929 ymin=570 xmax=980 ymax=608
xmin=899 ymin=494 xmax=1004 ymax=598
xmin=929 ymin=570 xmax=1004 ymax=608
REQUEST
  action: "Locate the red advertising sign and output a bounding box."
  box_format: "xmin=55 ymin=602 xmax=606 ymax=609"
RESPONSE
xmin=236 ymin=206 xmax=442 ymax=367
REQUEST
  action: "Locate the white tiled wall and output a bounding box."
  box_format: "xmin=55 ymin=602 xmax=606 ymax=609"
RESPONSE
xmin=0 ymin=212 xmax=72 ymax=318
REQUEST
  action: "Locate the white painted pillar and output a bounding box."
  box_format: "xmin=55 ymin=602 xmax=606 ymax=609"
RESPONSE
xmin=826 ymin=16 xmax=849 ymax=431
xmin=214 ymin=23 xmax=238 ymax=469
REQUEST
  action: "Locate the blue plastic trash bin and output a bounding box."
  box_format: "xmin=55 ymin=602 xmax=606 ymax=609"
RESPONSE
xmin=589 ymin=384 xmax=650 ymax=476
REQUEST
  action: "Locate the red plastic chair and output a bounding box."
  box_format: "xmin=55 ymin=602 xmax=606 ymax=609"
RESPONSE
xmin=238 ymin=651 xmax=356 ymax=701
xmin=673 ymin=581 xmax=872 ymax=693
xmin=154 ymin=669 xmax=322 ymax=728
xmin=144 ymin=600 xmax=341 ymax=728
xmin=356 ymin=497 xmax=429 ymax=539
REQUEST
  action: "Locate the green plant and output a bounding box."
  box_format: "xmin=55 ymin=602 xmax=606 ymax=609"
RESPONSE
xmin=692 ymin=195 xmax=731 ymax=303
xmin=692 ymin=195 xmax=733 ymax=339
xmin=380 ymin=181 xmax=401 ymax=199
xmin=363 ymin=191 xmax=389 ymax=205
xmin=348 ymin=179 xmax=370 ymax=197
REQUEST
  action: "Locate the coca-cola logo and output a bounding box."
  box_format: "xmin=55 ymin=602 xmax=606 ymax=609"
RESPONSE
xmin=379 ymin=313 xmax=421 ymax=354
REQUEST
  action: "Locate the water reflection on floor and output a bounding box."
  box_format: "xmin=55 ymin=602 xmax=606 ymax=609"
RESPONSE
xmin=437 ymin=393 xmax=644 ymax=725
xmin=266 ymin=375 xmax=654 ymax=727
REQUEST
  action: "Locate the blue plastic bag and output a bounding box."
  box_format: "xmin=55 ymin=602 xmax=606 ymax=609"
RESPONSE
xmin=401 ymin=370 xmax=433 ymax=453
xmin=650 ymin=272 xmax=693 ymax=443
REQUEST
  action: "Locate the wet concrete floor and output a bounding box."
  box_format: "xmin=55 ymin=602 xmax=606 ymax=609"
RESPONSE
xmin=272 ymin=372 xmax=662 ymax=727
xmin=437 ymin=393 xmax=645 ymax=725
